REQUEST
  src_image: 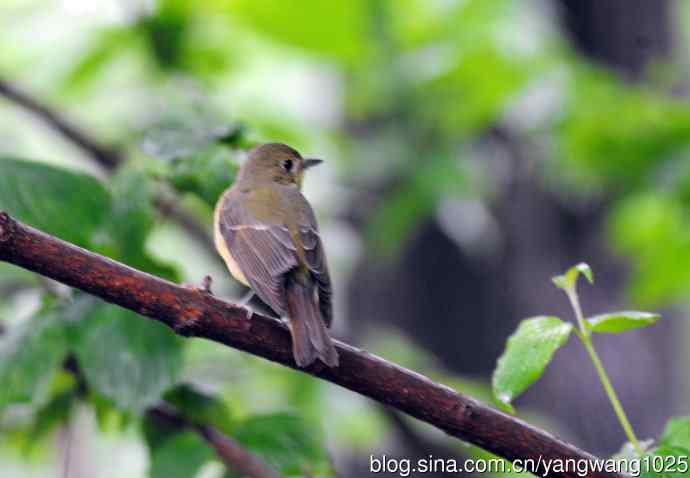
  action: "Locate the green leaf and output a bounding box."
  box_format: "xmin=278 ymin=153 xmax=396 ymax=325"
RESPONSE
xmin=367 ymin=152 xmax=468 ymax=257
xmin=559 ymin=65 xmax=690 ymax=190
xmin=165 ymin=144 xmax=239 ymax=207
xmin=138 ymin=1 xmax=190 ymax=71
xmin=0 ymin=305 xmax=70 ymax=411
xmin=230 ymin=0 xmax=369 ymax=64
xmin=107 ymin=166 xmax=156 ymax=259
xmin=143 ymin=387 xmax=233 ymax=467
xmin=609 ymin=194 xmax=690 ymax=306
xmin=26 ymin=387 xmax=78 ymax=448
xmin=140 ymin=105 xmax=241 ymax=206
xmin=661 ymin=418 xmax=690 ymax=449
xmin=141 ymin=0 xmax=235 ymax=76
xmin=233 ymin=413 xmax=335 ymax=477
xmin=72 ymin=302 xmax=183 ymax=414
xmin=552 ymin=262 xmax=593 ymax=291
xmin=422 ymin=43 xmax=532 ymax=134
xmin=492 ymin=316 xmax=573 ymax=413
xmin=611 ymin=440 xmax=654 ymax=461
xmin=60 ymin=28 xmax=137 ymax=94
xmin=0 ymin=158 xmax=110 ymax=247
xmin=141 ymin=110 xmax=239 ymax=162
xmin=102 ymin=166 xmax=178 ymax=280
xmin=576 ymin=263 xmax=594 ymax=284
xmin=586 ymin=311 xmax=661 ymax=334
xmin=640 ymin=446 xmax=690 ymax=478
xmin=149 ymin=431 xmax=214 ymax=478
xmin=0 ymin=159 xmax=174 ymax=279
xmin=164 ymin=384 xmax=234 ymax=434
xmin=614 ymin=419 xmax=690 ymax=478
xmin=142 ymin=411 xmax=179 ymax=453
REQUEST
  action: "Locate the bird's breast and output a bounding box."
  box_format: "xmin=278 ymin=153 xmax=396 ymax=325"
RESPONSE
xmin=214 ymin=196 xmax=249 ymax=286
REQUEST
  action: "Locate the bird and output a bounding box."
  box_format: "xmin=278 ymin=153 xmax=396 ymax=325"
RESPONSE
xmin=213 ymin=143 xmax=339 ymax=368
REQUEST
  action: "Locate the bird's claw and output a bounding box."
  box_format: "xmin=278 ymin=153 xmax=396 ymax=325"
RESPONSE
xmin=184 ymin=275 xmax=214 ymax=296
xmin=200 ymin=275 xmax=213 ymax=295
xmin=240 ymin=304 xmax=254 ymax=321
xmin=236 ymin=290 xmax=254 ymax=320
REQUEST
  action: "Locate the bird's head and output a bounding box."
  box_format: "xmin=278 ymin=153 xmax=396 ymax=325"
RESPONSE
xmin=238 ymin=143 xmax=322 ymax=189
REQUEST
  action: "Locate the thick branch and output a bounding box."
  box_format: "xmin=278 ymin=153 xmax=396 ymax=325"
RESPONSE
xmin=0 ymin=213 xmax=622 ymax=478
xmin=149 ymin=404 xmax=282 ymax=478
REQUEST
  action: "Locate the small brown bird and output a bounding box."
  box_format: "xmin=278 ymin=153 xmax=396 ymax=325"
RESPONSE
xmin=213 ymin=143 xmax=339 ymax=368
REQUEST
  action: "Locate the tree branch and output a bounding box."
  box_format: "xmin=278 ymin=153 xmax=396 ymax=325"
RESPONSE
xmin=0 ymin=212 xmax=622 ymax=478
xmin=148 ymin=403 xmax=282 ymax=478
xmin=63 ymin=346 xmax=281 ymax=477
xmin=0 ymin=79 xmax=122 ymax=170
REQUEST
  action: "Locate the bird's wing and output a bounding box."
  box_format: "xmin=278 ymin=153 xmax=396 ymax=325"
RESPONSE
xmin=313 ymin=234 xmax=334 ymax=327
xmin=218 ymin=188 xmax=333 ymax=326
xmin=268 ymin=215 xmax=333 ymax=327
xmin=218 ymin=198 xmax=297 ymax=317
xmin=285 ymin=187 xmax=333 ymax=326
xmin=302 ymin=200 xmax=333 ymax=327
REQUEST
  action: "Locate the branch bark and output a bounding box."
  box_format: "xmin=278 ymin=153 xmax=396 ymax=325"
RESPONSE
xmin=0 ymin=213 xmax=623 ymax=478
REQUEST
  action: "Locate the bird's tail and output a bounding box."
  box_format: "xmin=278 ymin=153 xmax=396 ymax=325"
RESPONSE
xmin=285 ymin=278 xmax=339 ymax=368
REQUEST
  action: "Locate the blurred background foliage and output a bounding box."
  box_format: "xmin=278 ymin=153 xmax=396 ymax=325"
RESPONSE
xmin=1 ymin=0 xmax=690 ymax=476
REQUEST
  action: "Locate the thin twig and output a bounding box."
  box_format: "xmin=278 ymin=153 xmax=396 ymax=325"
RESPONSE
xmin=148 ymin=404 xmax=282 ymax=478
xmin=61 ymin=419 xmax=73 ymax=478
xmin=0 ymin=212 xmax=623 ymax=478
xmin=56 ymin=348 xmax=283 ymax=477
xmin=0 ymin=79 xmax=121 ymax=169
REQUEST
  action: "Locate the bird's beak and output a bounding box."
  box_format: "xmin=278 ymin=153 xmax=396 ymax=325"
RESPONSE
xmin=303 ymin=158 xmax=323 ymax=170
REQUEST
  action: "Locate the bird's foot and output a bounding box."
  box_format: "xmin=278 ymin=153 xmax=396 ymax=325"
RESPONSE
xmin=184 ymin=275 xmax=214 ymax=296
xmin=237 ymin=290 xmax=254 ymax=320
xmin=200 ymin=275 xmax=213 ymax=295
xmin=240 ymin=304 xmax=254 ymax=321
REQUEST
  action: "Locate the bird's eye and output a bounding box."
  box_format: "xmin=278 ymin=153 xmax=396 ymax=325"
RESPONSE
xmin=281 ymin=159 xmax=293 ymax=172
